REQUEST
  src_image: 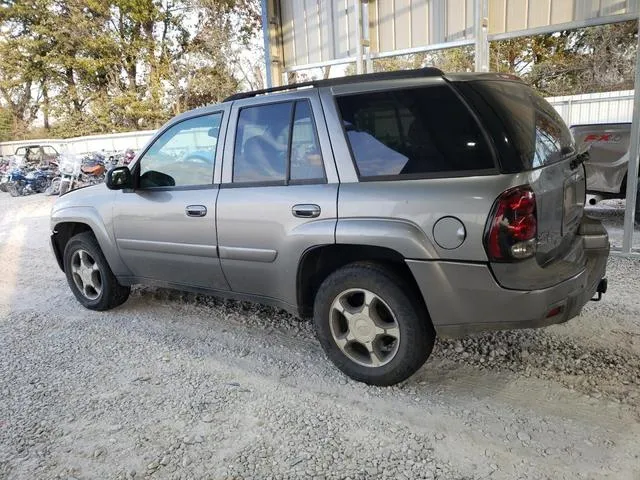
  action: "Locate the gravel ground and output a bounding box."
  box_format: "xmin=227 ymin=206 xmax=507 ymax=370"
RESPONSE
xmin=1 ymin=193 xmax=639 ymax=480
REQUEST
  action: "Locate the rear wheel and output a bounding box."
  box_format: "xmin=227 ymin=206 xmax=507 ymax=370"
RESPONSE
xmin=63 ymin=232 xmax=130 ymax=310
xmin=313 ymin=262 xmax=435 ymax=386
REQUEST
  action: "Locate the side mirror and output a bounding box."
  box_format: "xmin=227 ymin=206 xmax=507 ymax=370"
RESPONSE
xmin=106 ymin=166 xmax=133 ymax=190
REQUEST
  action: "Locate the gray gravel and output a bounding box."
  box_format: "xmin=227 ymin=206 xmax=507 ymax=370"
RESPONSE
xmin=1 ymin=194 xmax=639 ymax=480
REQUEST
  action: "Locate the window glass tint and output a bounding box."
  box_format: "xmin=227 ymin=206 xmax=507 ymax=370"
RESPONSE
xmin=468 ymin=81 xmax=574 ymax=169
xmin=336 ymin=85 xmax=493 ymax=178
xmin=139 ymin=113 xmax=221 ymax=188
xmin=234 ymin=102 xmax=292 ymax=183
xmin=290 ymin=101 xmax=325 ymax=181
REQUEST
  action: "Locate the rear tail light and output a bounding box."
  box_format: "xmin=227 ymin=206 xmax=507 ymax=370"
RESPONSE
xmin=485 ymin=185 xmax=537 ymax=261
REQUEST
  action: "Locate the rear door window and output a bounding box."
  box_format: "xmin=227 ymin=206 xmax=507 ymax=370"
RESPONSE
xmin=335 ymin=85 xmax=494 ymax=179
xmin=233 ymin=100 xmax=325 ymax=184
xmin=464 ymin=81 xmax=575 ymax=169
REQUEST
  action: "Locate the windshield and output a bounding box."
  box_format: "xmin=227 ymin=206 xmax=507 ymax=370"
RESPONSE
xmin=466 ymin=80 xmax=575 ymax=169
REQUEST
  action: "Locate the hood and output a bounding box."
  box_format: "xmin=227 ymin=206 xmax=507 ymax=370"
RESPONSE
xmin=52 ymin=183 xmax=113 ymax=213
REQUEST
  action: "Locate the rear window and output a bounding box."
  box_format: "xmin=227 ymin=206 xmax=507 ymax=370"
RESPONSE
xmin=467 ymin=81 xmax=575 ymax=169
xmin=335 ymin=85 xmax=494 ymax=179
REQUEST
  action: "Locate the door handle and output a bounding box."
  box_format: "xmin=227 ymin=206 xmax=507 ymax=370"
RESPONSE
xmin=292 ymin=204 xmax=321 ymax=218
xmin=185 ymin=205 xmax=207 ymax=217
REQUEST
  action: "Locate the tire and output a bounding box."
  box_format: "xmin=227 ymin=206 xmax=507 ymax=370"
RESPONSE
xmin=35 ymin=176 xmax=49 ymax=193
xmin=313 ymin=262 xmax=435 ymax=386
xmin=8 ymin=184 xmax=20 ymax=197
xmin=63 ymin=232 xmax=130 ymax=311
xmin=45 ymin=177 xmax=61 ymax=196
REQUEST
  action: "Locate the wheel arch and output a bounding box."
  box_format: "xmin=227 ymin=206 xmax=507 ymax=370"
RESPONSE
xmin=51 ymin=207 xmax=130 ymax=276
xmin=296 ymin=244 xmax=427 ymax=318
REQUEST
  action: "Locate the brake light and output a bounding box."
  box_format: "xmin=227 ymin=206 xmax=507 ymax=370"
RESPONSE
xmin=485 ymin=185 xmax=537 ymax=261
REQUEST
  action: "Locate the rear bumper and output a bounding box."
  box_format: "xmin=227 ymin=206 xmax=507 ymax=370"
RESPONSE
xmin=407 ymin=217 xmax=609 ymax=338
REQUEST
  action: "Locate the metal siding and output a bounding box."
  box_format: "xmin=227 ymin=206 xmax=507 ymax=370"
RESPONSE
xmin=529 ymin=0 xmax=552 ymax=27
xmin=292 ymin=0 xmax=308 ymax=65
xmin=395 ymin=0 xmax=413 ymax=50
xmin=332 ymin=0 xmax=349 ymax=59
xmin=546 ymin=90 xmax=634 ymax=126
xmin=378 ymin=0 xmax=396 ymax=52
xmin=601 ymin=0 xmax=631 ymax=15
xmin=277 ymin=0 xmax=637 ymax=69
xmin=489 ymin=0 xmax=507 ymax=34
xmin=575 ymin=0 xmax=601 ymax=20
xmin=280 ymin=0 xmax=296 ymax=68
xmin=506 ymin=0 xmax=528 ymax=31
xmin=549 ymin=0 xmax=574 ymax=24
xmin=411 ymin=0 xmax=429 ymax=47
xmin=447 ymin=0 xmax=466 ymax=40
xmin=304 ymin=0 xmax=322 ymax=63
xmin=430 ymin=0 xmax=447 ymax=44
xmin=466 ymin=0 xmax=475 ymax=37
xmin=318 ymin=0 xmax=334 ymax=61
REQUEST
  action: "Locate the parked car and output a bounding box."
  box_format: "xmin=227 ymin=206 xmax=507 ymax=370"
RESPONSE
xmin=50 ymin=69 xmax=609 ymax=386
xmin=570 ymin=122 xmax=639 ymax=221
xmin=14 ymin=144 xmax=59 ymax=167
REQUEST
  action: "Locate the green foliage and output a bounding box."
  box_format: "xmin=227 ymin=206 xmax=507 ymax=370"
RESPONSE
xmin=0 ymin=0 xmax=262 ymax=140
xmin=0 ymin=108 xmax=13 ymax=142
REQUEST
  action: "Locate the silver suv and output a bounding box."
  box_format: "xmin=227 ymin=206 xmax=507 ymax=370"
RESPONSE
xmin=50 ymin=69 xmax=609 ymax=386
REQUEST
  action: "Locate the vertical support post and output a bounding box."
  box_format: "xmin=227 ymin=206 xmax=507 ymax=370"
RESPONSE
xmin=474 ymin=0 xmax=489 ymax=72
xmin=362 ymin=0 xmax=373 ymax=73
xmin=261 ymin=0 xmax=273 ymax=88
xmin=354 ymin=0 xmax=364 ymax=74
xmin=622 ymin=18 xmax=640 ymax=253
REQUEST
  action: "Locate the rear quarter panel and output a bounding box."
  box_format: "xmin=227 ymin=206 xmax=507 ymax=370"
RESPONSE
xmin=337 ymin=174 xmax=528 ymax=262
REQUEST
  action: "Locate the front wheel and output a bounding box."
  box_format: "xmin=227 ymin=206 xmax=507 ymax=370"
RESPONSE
xmin=45 ymin=177 xmax=61 ymax=195
xmin=59 ymin=179 xmax=71 ymax=195
xmin=313 ymin=263 xmax=435 ymax=386
xmin=8 ymin=184 xmax=21 ymax=197
xmin=63 ymin=232 xmax=130 ymax=310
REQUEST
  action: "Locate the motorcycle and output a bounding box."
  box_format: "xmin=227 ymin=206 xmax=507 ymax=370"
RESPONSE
xmin=6 ymin=166 xmax=52 ymax=196
xmin=48 ymin=154 xmax=81 ymax=196
xmin=49 ymin=153 xmax=106 ymax=196
xmin=79 ymin=152 xmax=107 ymax=185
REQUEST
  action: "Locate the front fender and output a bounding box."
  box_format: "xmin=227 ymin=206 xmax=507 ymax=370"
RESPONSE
xmin=50 ymin=206 xmax=131 ymax=276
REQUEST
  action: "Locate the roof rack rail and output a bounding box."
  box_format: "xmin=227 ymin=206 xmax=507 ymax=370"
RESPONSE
xmin=223 ymin=67 xmax=444 ymax=102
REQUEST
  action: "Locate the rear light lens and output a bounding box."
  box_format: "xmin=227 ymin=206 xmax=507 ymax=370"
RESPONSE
xmin=485 ymin=185 xmax=537 ymax=261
